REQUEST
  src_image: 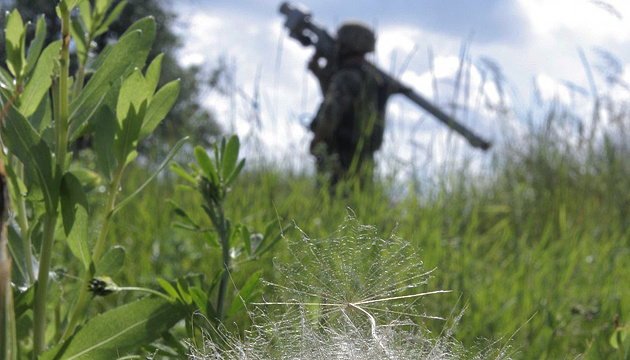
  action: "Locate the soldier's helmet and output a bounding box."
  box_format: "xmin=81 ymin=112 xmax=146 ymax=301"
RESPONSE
xmin=336 ymin=21 xmax=375 ymax=55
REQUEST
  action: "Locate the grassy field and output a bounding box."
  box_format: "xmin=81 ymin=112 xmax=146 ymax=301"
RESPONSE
xmin=94 ymin=114 xmax=630 ymax=360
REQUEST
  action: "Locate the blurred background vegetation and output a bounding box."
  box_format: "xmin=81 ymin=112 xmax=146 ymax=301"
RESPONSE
xmin=1 ymin=0 xmax=629 ymax=358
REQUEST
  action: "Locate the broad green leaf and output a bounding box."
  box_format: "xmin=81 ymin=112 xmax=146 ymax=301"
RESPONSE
xmin=139 ymin=79 xmax=180 ymax=140
xmin=78 ymin=0 xmax=92 ymax=33
xmin=114 ymin=100 xmax=146 ymax=167
xmin=20 ymin=40 xmax=61 ymax=117
xmin=60 ymin=172 xmax=91 ymax=269
xmin=95 ymin=246 xmax=125 ymax=277
xmin=5 ymin=9 xmax=27 ymax=77
xmin=40 ymin=296 xmax=184 ymax=360
xmin=94 ymin=1 xmax=127 ymax=37
xmin=2 ymin=92 xmax=59 ymax=212
xmin=69 ymin=17 xmax=156 ymax=141
xmin=71 ymin=18 xmax=88 ymax=66
xmin=93 ymin=106 xmax=118 ymax=182
xmin=222 ymin=135 xmax=240 ymax=180
xmin=25 ymin=16 xmax=47 ymax=75
xmin=109 ymin=137 xmax=188 ymax=218
xmin=194 ymin=146 xmax=218 ymax=184
xmin=29 ymin=90 xmax=52 ymax=132
xmin=226 ymin=270 xmax=262 ymax=318
xmin=116 ymin=70 xmax=151 ymax=124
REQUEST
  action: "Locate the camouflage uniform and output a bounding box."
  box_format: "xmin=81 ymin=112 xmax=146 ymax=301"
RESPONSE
xmin=309 ymin=22 xmax=397 ymax=187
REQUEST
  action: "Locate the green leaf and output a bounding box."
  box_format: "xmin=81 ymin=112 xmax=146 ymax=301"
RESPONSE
xmin=176 ymin=279 xmax=192 ymax=305
xmin=114 ymin=100 xmax=146 ymax=167
xmin=95 ymin=0 xmax=112 ymax=17
xmin=168 ymin=200 xmax=199 ymax=229
xmin=241 ymin=225 xmax=252 ymax=255
xmin=203 ymin=232 xmax=220 ymax=248
xmin=139 ymin=79 xmax=180 ymax=140
xmin=188 ymin=287 xmax=209 ymax=318
xmin=40 ymin=296 xmax=184 ymax=360
xmin=78 ymin=0 xmax=92 ymax=33
xmin=222 ymin=135 xmax=240 ymax=180
xmin=95 ymin=246 xmax=126 ymax=277
xmin=71 ymin=18 xmax=88 ymax=66
xmin=25 ymin=16 xmax=47 ymax=76
xmin=116 ymin=70 xmax=151 ymax=124
xmin=60 ymin=172 xmax=91 ymax=269
xmin=59 ymin=0 xmax=87 ymax=13
xmin=94 ymin=1 xmax=127 ymax=37
xmin=92 ymin=105 xmax=118 ymax=182
xmin=14 ymin=285 xmax=35 ymax=320
xmin=144 ymin=54 xmax=163 ymax=96
xmin=109 ymin=137 xmax=188 ymax=218
xmin=224 ymin=159 xmax=245 ymax=188
xmin=157 ymin=279 xmax=180 ymax=302
xmin=2 ymin=92 xmax=59 ymax=213
xmin=5 ymin=9 xmax=27 ymax=78
xmin=20 ymin=40 xmax=61 ymax=117
xmin=194 ymin=146 xmax=218 ymax=183
xmin=170 ymin=162 xmax=197 ymax=185
xmin=69 ymin=17 xmax=156 ymax=141
xmin=226 ymin=270 xmax=262 ymax=318
xmin=256 ymin=221 xmax=291 ymax=256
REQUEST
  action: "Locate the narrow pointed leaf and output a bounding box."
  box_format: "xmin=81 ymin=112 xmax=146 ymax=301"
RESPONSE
xmin=139 ymin=79 xmax=180 ymax=140
xmin=20 ymin=40 xmax=61 ymax=117
xmin=2 ymin=93 xmax=59 ymax=212
xmin=145 ymin=53 xmax=163 ymax=96
xmin=5 ymin=9 xmax=26 ymax=77
xmin=69 ymin=17 xmax=156 ymax=140
xmin=93 ymin=106 xmax=118 ymax=181
xmin=71 ymin=18 xmax=88 ymax=66
xmin=157 ymin=279 xmax=180 ymax=302
xmin=39 ymin=296 xmax=184 ymax=360
xmin=221 ymin=135 xmax=240 ymax=180
xmin=226 ymin=270 xmax=262 ymax=318
xmin=78 ymin=0 xmax=92 ymax=32
xmin=224 ymin=159 xmax=245 ymax=188
xmin=60 ymin=172 xmax=91 ymax=269
xmin=25 ymin=16 xmax=47 ymax=75
xmin=94 ymin=1 xmax=127 ymax=36
xmin=194 ymin=146 xmax=218 ymax=183
xmin=109 ymin=137 xmax=187 ymax=218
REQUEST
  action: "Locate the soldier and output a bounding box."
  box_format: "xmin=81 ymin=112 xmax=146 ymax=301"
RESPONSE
xmin=308 ymin=21 xmax=400 ymax=189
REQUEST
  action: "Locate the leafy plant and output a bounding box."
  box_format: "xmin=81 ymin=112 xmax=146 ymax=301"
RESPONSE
xmin=169 ymin=135 xmax=290 ymax=327
xmin=0 ymin=1 xmax=186 ymax=358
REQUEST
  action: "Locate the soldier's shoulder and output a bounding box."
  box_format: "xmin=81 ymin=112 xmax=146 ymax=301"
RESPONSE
xmin=330 ymin=67 xmax=364 ymax=86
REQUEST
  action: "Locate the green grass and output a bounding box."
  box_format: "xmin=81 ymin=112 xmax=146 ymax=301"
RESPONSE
xmin=97 ymin=118 xmax=630 ymax=359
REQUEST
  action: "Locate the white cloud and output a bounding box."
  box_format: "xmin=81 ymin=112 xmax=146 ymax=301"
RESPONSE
xmin=517 ymin=0 xmax=630 ymax=42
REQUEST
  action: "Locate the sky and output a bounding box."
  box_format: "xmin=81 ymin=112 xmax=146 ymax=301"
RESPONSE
xmin=173 ymin=0 xmax=630 ymax=178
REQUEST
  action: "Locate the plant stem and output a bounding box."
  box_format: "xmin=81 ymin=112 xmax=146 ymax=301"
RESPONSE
xmin=62 ymin=164 xmax=125 ymax=340
xmin=215 ymin=207 xmax=230 ymax=321
xmin=32 ymin=212 xmax=58 ymax=358
xmin=57 ymin=9 xmax=71 ymax=171
xmin=13 ymin=160 xmax=35 ymax=282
